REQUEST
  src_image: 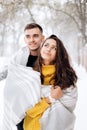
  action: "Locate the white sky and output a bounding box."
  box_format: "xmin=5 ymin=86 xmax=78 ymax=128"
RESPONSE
xmin=59 ymin=0 xmax=67 ymax=4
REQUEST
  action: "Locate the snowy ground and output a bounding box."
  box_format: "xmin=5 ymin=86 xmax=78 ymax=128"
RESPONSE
xmin=74 ymin=65 xmax=87 ymax=130
xmin=0 ymin=62 xmax=87 ymax=130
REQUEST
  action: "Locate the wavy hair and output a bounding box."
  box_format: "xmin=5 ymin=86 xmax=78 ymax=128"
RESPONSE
xmin=33 ymin=35 xmax=77 ymax=89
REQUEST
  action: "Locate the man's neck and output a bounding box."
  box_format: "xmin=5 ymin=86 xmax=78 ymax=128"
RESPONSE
xmin=30 ymin=47 xmax=40 ymax=56
xmin=30 ymin=50 xmax=38 ymax=56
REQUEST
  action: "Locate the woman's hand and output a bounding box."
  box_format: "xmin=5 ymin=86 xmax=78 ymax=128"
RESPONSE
xmin=45 ymin=86 xmax=63 ymax=104
xmin=51 ymin=86 xmax=63 ymax=99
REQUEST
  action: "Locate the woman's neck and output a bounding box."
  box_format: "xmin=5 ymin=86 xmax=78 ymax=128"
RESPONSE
xmin=42 ymin=60 xmax=53 ymax=65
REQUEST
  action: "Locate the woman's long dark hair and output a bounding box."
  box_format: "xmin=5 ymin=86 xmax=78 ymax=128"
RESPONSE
xmin=33 ymin=35 xmax=77 ymax=89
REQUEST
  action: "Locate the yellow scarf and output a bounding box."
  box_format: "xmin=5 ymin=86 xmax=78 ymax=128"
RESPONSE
xmin=42 ymin=64 xmax=55 ymax=85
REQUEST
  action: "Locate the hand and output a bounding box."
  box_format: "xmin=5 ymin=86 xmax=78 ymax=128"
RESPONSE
xmin=51 ymin=86 xmax=63 ymax=99
xmin=45 ymin=86 xmax=63 ymax=104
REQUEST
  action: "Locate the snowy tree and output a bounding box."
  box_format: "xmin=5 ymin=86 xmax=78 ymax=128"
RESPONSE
xmin=0 ymin=0 xmax=87 ymax=69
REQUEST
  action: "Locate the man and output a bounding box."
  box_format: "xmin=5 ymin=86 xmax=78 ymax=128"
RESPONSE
xmin=23 ymin=23 xmax=44 ymax=67
xmin=0 ymin=23 xmax=44 ymax=80
xmin=16 ymin=23 xmax=44 ymax=130
xmin=0 ymin=23 xmax=44 ymax=130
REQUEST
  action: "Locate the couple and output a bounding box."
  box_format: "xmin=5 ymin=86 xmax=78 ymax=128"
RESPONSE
xmin=2 ymin=23 xmax=77 ymax=130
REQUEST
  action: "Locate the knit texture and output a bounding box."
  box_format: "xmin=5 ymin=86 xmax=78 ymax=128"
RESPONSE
xmin=23 ymin=98 xmax=50 ymax=130
xmin=42 ymin=65 xmax=55 ymax=85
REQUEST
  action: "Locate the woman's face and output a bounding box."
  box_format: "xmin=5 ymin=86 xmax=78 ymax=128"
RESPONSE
xmin=41 ymin=38 xmax=57 ymax=65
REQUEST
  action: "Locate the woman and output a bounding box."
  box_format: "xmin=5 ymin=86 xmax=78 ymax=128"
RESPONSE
xmin=24 ymin=34 xmax=77 ymax=130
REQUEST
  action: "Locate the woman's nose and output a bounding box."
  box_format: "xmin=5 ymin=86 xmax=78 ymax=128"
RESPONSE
xmin=47 ymin=47 xmax=51 ymax=51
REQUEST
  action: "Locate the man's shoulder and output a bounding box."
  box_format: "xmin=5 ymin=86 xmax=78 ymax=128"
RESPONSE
xmin=19 ymin=45 xmax=29 ymax=52
xmin=14 ymin=46 xmax=29 ymax=57
xmin=12 ymin=46 xmax=30 ymax=65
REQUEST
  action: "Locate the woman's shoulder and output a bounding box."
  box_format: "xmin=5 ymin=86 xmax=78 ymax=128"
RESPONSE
xmin=63 ymin=85 xmax=77 ymax=94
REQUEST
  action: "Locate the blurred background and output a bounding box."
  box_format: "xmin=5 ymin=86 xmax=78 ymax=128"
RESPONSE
xmin=0 ymin=0 xmax=87 ymax=70
xmin=0 ymin=0 xmax=87 ymax=130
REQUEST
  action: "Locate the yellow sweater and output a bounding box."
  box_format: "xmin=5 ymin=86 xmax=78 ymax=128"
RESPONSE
xmin=23 ymin=65 xmax=55 ymax=130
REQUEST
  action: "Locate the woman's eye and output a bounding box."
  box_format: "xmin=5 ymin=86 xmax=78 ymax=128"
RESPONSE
xmin=54 ymin=47 xmax=57 ymax=50
xmin=44 ymin=44 xmax=48 ymax=47
xmin=51 ymin=47 xmax=57 ymax=50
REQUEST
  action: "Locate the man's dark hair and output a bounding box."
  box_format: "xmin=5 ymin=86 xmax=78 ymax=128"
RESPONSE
xmin=24 ymin=23 xmax=43 ymax=33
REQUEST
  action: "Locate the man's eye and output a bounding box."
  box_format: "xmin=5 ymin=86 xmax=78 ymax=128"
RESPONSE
xmin=34 ymin=34 xmax=39 ymax=37
xmin=26 ymin=35 xmax=30 ymax=38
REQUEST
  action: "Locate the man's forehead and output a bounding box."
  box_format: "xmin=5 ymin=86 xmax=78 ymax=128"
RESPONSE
xmin=24 ymin=28 xmax=42 ymax=35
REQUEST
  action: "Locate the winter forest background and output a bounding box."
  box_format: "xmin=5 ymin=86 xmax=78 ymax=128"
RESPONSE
xmin=0 ymin=0 xmax=87 ymax=69
xmin=0 ymin=0 xmax=87 ymax=130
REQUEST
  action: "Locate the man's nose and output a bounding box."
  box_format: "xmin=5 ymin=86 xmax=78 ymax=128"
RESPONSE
xmin=30 ymin=37 xmax=34 ymax=42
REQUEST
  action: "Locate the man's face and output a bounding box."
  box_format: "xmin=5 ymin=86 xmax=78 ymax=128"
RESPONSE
xmin=24 ymin=28 xmax=44 ymax=54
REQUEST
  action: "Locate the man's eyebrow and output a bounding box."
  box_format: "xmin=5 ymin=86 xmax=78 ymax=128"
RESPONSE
xmin=25 ymin=34 xmax=30 ymax=37
xmin=33 ymin=34 xmax=39 ymax=35
xmin=25 ymin=34 xmax=39 ymax=37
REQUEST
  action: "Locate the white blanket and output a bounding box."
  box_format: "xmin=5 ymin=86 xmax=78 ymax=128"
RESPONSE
xmin=2 ymin=63 xmax=77 ymax=130
xmin=1 ymin=46 xmax=77 ymax=130
xmin=3 ymin=62 xmax=41 ymax=129
xmin=40 ymin=86 xmax=77 ymax=130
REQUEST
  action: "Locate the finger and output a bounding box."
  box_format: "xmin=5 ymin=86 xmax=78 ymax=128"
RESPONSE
xmin=51 ymin=87 xmax=54 ymax=91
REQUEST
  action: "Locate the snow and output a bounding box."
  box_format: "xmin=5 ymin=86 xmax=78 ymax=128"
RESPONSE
xmin=0 ymin=57 xmax=10 ymax=73
xmin=74 ymin=65 xmax=87 ymax=130
xmin=0 ymin=62 xmax=87 ymax=130
xmin=0 ymin=80 xmax=5 ymax=129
